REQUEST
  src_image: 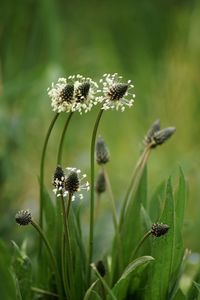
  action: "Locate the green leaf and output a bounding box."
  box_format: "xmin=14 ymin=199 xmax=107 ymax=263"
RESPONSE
xmin=11 ymin=241 xmax=32 ymax=300
xmin=175 ymin=167 xmax=187 ymax=231
xmin=149 ymin=181 xmax=165 ymax=222
xmin=0 ymin=240 xmax=17 ymax=300
xmin=173 ymin=288 xmax=186 ymax=300
xmin=144 ymin=179 xmax=176 ymax=300
xmin=136 ymin=165 xmax=148 ymax=208
xmin=83 ymin=279 xmax=99 ymax=300
xmin=169 ymin=168 xmax=187 ymax=298
xmin=108 ymin=256 xmax=154 ymax=300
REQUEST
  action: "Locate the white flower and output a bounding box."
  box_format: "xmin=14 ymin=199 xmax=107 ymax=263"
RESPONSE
xmin=99 ymin=73 xmax=135 ymax=112
xmin=47 ymin=75 xmax=100 ymax=114
xmin=53 ymin=166 xmax=90 ymax=200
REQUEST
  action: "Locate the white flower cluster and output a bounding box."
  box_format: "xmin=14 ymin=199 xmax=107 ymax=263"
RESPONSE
xmin=48 ymin=73 xmax=135 ymax=113
xmin=99 ymin=73 xmax=135 ymax=112
xmin=48 ymin=75 xmax=100 ymax=114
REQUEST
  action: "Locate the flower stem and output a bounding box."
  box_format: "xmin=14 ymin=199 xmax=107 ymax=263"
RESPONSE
xmin=102 ymin=166 xmax=118 ymax=232
xmin=30 ymin=220 xmax=64 ymax=300
xmin=91 ymin=263 xmax=117 ymax=300
xmin=130 ymin=230 xmax=151 ymax=260
xmin=57 ymin=112 xmax=73 ymax=165
xmin=39 ymin=113 xmax=59 ymax=253
xmin=88 ymin=108 xmax=104 ymax=284
xmin=119 ymin=145 xmax=151 ymax=229
xmin=60 ymin=193 xmax=74 ymax=299
xmin=66 ymin=193 xmax=73 ymax=218
xmin=61 ymin=232 xmax=70 ymax=298
xmin=102 ymin=167 xmax=123 ymax=274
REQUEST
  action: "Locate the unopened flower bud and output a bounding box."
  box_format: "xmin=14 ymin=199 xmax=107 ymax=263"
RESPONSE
xmin=95 ymin=171 xmax=106 ymax=194
xmin=15 ymin=210 xmax=32 ymax=226
xmin=96 ymin=260 xmax=106 ymax=277
xmin=145 ymin=119 xmax=160 ymax=145
xmin=152 ymin=127 xmax=176 ymax=147
xmin=151 ymin=223 xmax=169 ymax=237
xmin=96 ymin=137 xmax=110 ymax=165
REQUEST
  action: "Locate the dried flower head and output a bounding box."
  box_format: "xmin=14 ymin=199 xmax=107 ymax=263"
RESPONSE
xmin=95 ymin=170 xmax=106 ymax=194
xmin=53 ymin=167 xmax=90 ymax=200
xmin=99 ymin=73 xmax=135 ymax=111
xmin=48 ymin=75 xmax=99 ymax=114
xmin=151 ymin=223 xmax=170 ymax=237
xmin=53 ymin=165 xmax=65 ymax=195
xmin=95 ymin=260 xmax=106 ymax=277
xmin=15 ymin=210 xmax=32 ymax=226
xmin=96 ymin=137 xmax=110 ymax=165
xmin=144 ymin=120 xmax=176 ymax=148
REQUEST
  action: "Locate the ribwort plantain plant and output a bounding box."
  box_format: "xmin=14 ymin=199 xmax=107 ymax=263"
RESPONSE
xmin=11 ymin=73 xmax=191 ymax=300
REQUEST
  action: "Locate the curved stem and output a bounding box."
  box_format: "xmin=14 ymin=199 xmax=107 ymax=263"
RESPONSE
xmin=57 ymin=112 xmax=73 ymax=165
xmin=130 ymin=230 xmax=151 ymax=261
xmin=39 ymin=113 xmax=59 ymax=251
xmin=119 ymin=145 xmax=151 ymax=229
xmin=88 ymin=108 xmax=104 ymax=284
xmin=31 ymin=220 xmax=64 ymax=300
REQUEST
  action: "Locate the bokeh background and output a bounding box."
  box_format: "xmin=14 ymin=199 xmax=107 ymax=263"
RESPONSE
xmin=1 ymin=0 xmax=200 ymax=251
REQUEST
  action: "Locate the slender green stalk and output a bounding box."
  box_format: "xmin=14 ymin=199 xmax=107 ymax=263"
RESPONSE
xmin=101 ymin=167 xmax=123 ymax=274
xmin=31 ymin=287 xmax=65 ymax=298
xmin=95 ymin=193 xmax=101 ymax=220
xmin=39 ymin=113 xmax=59 ymax=246
xmin=60 ymin=193 xmax=74 ymax=299
xmin=102 ymin=166 xmax=118 ymax=231
xmin=88 ymin=108 xmax=104 ymax=284
xmin=61 ymin=232 xmax=70 ymax=298
xmin=57 ymin=112 xmax=73 ymax=165
xmin=91 ymin=263 xmax=117 ymax=300
xmin=119 ymin=145 xmax=151 ymax=229
xmin=130 ymin=230 xmax=151 ymax=261
xmin=66 ymin=193 xmax=73 ymax=218
xmin=30 ymin=220 xmax=64 ymax=300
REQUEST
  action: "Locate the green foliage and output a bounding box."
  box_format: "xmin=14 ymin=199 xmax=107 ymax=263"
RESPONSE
xmin=0 ymin=240 xmax=17 ymax=300
xmin=108 ymin=256 xmax=154 ymax=300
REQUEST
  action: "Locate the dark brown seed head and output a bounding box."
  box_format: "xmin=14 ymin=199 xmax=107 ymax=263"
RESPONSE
xmin=75 ymin=82 xmax=90 ymax=102
xmin=96 ymin=137 xmax=110 ymax=165
xmin=108 ymin=83 xmax=128 ymax=101
xmin=151 ymin=223 xmax=170 ymax=237
xmin=65 ymin=171 xmax=80 ymax=194
xmin=95 ymin=171 xmax=106 ymax=194
xmin=96 ymin=260 xmax=106 ymax=277
xmin=60 ymin=84 xmax=74 ymax=103
xmin=15 ymin=210 xmax=32 ymax=226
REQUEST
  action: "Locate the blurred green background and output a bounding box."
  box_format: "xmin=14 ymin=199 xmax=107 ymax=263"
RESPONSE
xmin=0 ymin=0 xmax=200 ymax=250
